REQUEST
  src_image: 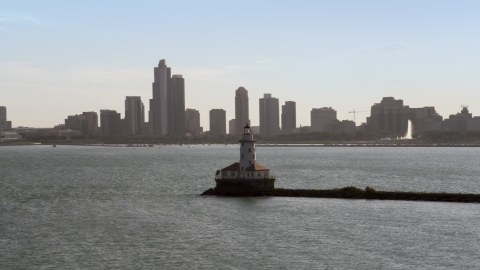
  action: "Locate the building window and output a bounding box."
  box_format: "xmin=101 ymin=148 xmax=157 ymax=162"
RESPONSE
xmin=242 ymin=154 xmax=244 ymax=159
xmin=249 ymin=148 xmax=251 ymax=153
xmin=241 ymin=143 xmax=244 ymax=146
xmin=249 ymin=161 xmax=251 ymax=164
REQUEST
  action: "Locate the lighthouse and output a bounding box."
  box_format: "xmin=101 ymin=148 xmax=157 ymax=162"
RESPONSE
xmin=239 ymin=124 xmax=255 ymax=173
xmin=214 ymin=124 xmax=275 ymax=194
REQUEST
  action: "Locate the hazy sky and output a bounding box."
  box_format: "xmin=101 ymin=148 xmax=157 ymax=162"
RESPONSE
xmin=1 ymin=1 xmax=479 ymax=130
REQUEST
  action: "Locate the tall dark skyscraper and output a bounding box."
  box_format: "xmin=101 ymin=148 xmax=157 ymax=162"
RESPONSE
xmin=235 ymin=87 xmax=249 ymax=134
xmin=152 ymin=60 xmax=170 ymax=135
xmin=281 ymin=101 xmax=296 ymax=132
xmin=170 ymin=75 xmax=185 ymax=136
xmin=100 ymin=110 xmax=122 ymax=136
xmin=0 ymin=106 xmax=6 ymax=130
xmin=210 ymin=109 xmax=226 ymax=137
xmin=125 ymin=96 xmax=144 ymax=135
xmin=151 ymin=60 xmax=185 ymax=136
xmin=259 ymin=94 xmax=280 ymax=136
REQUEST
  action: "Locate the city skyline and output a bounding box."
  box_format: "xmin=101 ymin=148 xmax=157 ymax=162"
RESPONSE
xmin=2 ymin=1 xmax=480 ymax=129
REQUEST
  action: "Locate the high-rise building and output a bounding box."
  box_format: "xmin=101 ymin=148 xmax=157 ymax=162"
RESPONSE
xmin=82 ymin=111 xmax=99 ymax=136
xmin=235 ymin=87 xmax=249 ymax=134
xmin=148 ymin=99 xmax=154 ymax=135
xmin=151 ymin=60 xmax=170 ymax=135
xmin=467 ymin=117 xmax=480 ymax=131
xmin=170 ymin=75 xmax=185 ymax=136
xmin=63 ymin=111 xmax=99 ymax=136
xmin=125 ymin=96 xmax=144 ymax=135
xmin=65 ymin=115 xmax=88 ymax=135
xmin=367 ymin=97 xmax=405 ymax=133
xmin=229 ymin=119 xmax=236 ymax=135
xmin=0 ymin=106 xmax=6 ymax=130
xmin=259 ymin=94 xmax=280 ymax=136
xmin=281 ymin=101 xmax=296 ymax=133
xmin=100 ymin=110 xmax=122 ymax=136
xmin=210 ymin=109 xmax=226 ymax=137
xmin=185 ymin=109 xmax=201 ymax=136
xmin=366 ymin=97 xmax=443 ymax=134
xmin=414 ymin=107 xmax=443 ymax=132
xmin=120 ymin=118 xmax=125 ymax=136
xmin=311 ymin=107 xmax=337 ymax=132
xmin=445 ymin=106 xmax=472 ymax=131
xmin=151 ymin=60 xmax=185 ymax=136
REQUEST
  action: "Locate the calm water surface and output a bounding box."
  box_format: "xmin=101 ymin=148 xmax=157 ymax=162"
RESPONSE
xmin=1 ymin=145 xmax=480 ymax=269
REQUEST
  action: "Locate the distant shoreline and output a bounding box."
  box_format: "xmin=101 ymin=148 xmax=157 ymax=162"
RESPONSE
xmin=202 ymin=187 xmax=480 ymax=203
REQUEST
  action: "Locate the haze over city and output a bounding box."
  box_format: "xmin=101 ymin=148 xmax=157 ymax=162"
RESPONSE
xmin=2 ymin=1 xmax=480 ymax=129
xmin=4 ymin=2 xmax=480 ymax=269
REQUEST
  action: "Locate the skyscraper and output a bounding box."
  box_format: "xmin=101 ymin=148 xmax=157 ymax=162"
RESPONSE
xmin=229 ymin=119 xmax=236 ymax=135
xmin=170 ymin=75 xmax=185 ymax=136
xmin=148 ymin=99 xmax=154 ymax=135
xmin=151 ymin=60 xmax=170 ymax=135
xmin=210 ymin=109 xmax=226 ymax=137
xmin=367 ymin=97 xmax=405 ymax=133
xmin=445 ymin=106 xmax=472 ymax=131
xmin=259 ymin=94 xmax=280 ymax=136
xmin=366 ymin=97 xmax=443 ymax=134
xmin=151 ymin=60 xmax=185 ymax=136
xmin=281 ymin=101 xmax=296 ymax=133
xmin=185 ymin=109 xmax=201 ymax=136
xmin=65 ymin=115 xmax=88 ymax=135
xmin=100 ymin=110 xmax=122 ymax=136
xmin=0 ymin=106 xmax=6 ymax=130
xmin=311 ymin=107 xmax=337 ymax=132
xmin=125 ymin=96 xmax=144 ymax=135
xmin=235 ymin=87 xmax=249 ymax=134
xmin=82 ymin=111 xmax=99 ymax=136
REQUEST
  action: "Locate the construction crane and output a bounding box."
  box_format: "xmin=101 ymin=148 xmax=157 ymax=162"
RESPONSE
xmin=348 ymin=110 xmax=368 ymax=123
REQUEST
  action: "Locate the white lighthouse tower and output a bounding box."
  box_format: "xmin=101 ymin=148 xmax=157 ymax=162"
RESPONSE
xmin=239 ymin=124 xmax=255 ymax=173
xmin=215 ymin=124 xmax=274 ymax=194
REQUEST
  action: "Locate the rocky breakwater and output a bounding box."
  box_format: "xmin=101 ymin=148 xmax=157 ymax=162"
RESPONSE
xmin=201 ymin=186 xmax=480 ymax=203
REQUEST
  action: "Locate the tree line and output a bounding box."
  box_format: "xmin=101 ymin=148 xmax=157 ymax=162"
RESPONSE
xmin=16 ymin=130 xmax=480 ymax=144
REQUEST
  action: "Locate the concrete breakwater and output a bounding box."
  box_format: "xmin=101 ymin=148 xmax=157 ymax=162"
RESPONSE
xmin=256 ymin=144 xmax=480 ymax=147
xmin=201 ymin=186 xmax=480 ymax=203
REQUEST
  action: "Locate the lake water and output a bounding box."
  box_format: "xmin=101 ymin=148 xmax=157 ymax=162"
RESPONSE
xmin=1 ymin=145 xmax=480 ymax=269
